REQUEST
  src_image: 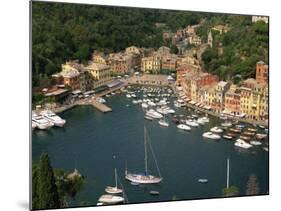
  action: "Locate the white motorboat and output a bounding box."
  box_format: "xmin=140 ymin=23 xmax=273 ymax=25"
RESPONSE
xmin=147 ymin=101 xmax=156 ymax=106
xmin=131 ymin=94 xmax=137 ymax=98
xmin=141 ymin=103 xmax=149 ymax=109
xmin=221 ymin=122 xmax=232 ymax=127
xmin=250 ymin=140 xmax=262 ymax=146
xmin=210 ymin=127 xmax=223 ymax=133
xmin=98 ymin=195 xmax=124 ymax=204
xmin=177 ymin=124 xmax=191 ymax=131
xmin=40 ymin=110 xmax=66 ymax=127
xmin=223 ymin=135 xmax=233 ymax=140
xmin=158 ymin=119 xmax=169 ymax=127
xmin=200 ymin=117 xmax=210 ymax=123
xmin=144 ymin=115 xmax=153 ymax=121
xmin=234 ymin=139 xmax=253 ymax=149
xmin=32 ymin=112 xmax=54 ymax=130
xmin=202 ymin=132 xmax=221 ymax=140
xmin=125 ymin=127 xmax=163 ymax=184
xmin=145 ymin=109 xmax=163 ymax=119
xmin=198 ymin=179 xmax=208 ymax=183
xmin=132 ymin=100 xmax=138 ymax=104
xmin=197 ymin=118 xmax=206 ymax=125
xmin=126 ymin=94 xmax=131 ymax=98
xmin=96 ymin=97 xmax=106 ymax=103
xmin=185 ymin=119 xmax=199 ymax=127
xmin=105 ymin=168 xmax=123 ymax=194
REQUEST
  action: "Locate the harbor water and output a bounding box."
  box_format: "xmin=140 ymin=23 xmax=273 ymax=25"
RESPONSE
xmin=32 ymin=89 xmax=269 ymax=207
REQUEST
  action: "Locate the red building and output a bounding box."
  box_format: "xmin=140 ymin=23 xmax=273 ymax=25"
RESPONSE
xmin=256 ymin=61 xmax=268 ymax=84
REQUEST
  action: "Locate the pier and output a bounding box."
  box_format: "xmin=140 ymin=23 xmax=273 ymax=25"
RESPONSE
xmin=87 ymin=99 xmax=112 ymax=113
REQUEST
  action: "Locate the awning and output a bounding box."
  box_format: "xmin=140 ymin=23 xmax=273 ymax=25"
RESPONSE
xmin=107 ymin=80 xmax=121 ymax=88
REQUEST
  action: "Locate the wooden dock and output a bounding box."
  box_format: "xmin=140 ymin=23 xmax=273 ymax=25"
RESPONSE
xmin=89 ymin=99 xmax=112 ymax=113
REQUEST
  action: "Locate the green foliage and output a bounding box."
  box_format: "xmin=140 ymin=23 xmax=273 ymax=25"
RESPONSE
xmin=222 ymin=186 xmax=239 ymax=197
xmin=170 ymin=44 xmax=179 ymax=54
xmin=201 ymin=16 xmax=268 ymax=80
xmin=32 ymin=153 xmax=60 ymax=210
xmin=38 ymin=153 xmax=60 ymax=209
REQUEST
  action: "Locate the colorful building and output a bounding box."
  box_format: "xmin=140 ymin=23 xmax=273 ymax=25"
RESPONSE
xmin=85 ymin=62 xmax=112 ymax=89
xmin=256 ymin=61 xmax=268 ymax=84
xmin=225 ymin=85 xmax=241 ymax=116
xmin=141 ymin=56 xmax=161 ymax=74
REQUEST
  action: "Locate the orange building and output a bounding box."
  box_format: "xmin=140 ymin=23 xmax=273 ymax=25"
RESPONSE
xmin=256 ymin=61 xmax=268 ymax=84
xmin=225 ymin=85 xmax=241 ymax=115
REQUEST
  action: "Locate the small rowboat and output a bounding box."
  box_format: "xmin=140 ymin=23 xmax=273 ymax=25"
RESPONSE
xmin=149 ymin=190 xmax=160 ymax=195
xmin=198 ymin=179 xmax=208 ymax=183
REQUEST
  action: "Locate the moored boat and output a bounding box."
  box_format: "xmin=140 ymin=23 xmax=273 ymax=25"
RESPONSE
xmin=177 ymin=124 xmax=191 ymax=131
xmin=40 ymin=110 xmax=66 ymax=127
xmin=32 ymin=112 xmax=54 ymax=130
xmin=223 ymin=135 xmax=233 ymax=140
xmin=185 ymin=119 xmax=199 ymax=127
xmin=234 ymin=139 xmax=253 ymax=149
xmin=202 ymin=132 xmax=221 ymax=140
xmin=210 ymin=127 xmax=223 ymax=133
xmin=158 ymin=119 xmax=169 ymax=127
xmin=198 ymin=179 xmax=208 ymax=183
xmin=98 ymin=195 xmax=124 ymax=204
xmin=250 ymin=140 xmax=262 ymax=146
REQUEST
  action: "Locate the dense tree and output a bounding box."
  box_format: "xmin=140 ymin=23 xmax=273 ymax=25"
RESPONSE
xmin=201 ymin=16 xmax=268 ymax=80
xmin=38 ymin=153 xmax=60 ymax=209
xmin=32 ymin=164 xmax=40 ymax=209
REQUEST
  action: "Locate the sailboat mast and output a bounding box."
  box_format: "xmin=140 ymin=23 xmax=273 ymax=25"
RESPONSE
xmin=226 ymin=157 xmax=230 ymax=189
xmin=144 ymin=127 xmax=148 ymax=174
xmin=115 ymin=168 xmax=118 ymax=188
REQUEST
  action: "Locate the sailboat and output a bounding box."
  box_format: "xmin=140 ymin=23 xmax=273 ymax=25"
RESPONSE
xmin=105 ymin=168 xmax=123 ymax=194
xmin=125 ymin=127 xmax=163 ymax=184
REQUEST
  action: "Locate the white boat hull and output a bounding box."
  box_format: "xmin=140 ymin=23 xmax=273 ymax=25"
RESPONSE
xmin=125 ymin=173 xmax=162 ymax=184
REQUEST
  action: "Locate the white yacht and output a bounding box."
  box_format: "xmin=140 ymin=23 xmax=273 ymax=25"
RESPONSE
xmin=234 ymin=139 xmax=253 ymax=149
xmin=145 ymin=109 xmax=163 ymax=119
xmin=126 ymin=94 xmax=131 ymax=98
xmin=131 ymin=94 xmax=137 ymax=98
xmin=177 ymin=124 xmax=191 ymax=131
xmin=132 ymin=100 xmax=138 ymax=104
xmin=185 ymin=119 xmax=199 ymax=127
xmin=202 ymin=132 xmax=221 ymax=140
xmin=32 ymin=112 xmax=54 ymax=130
xmin=141 ymin=103 xmax=149 ymax=109
xmin=98 ymin=195 xmax=124 ymax=204
xmin=158 ymin=119 xmax=169 ymax=127
xmin=210 ymin=127 xmax=223 ymax=133
xmin=40 ymin=110 xmax=66 ymax=127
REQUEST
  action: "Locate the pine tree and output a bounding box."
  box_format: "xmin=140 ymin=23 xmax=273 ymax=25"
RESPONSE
xmin=32 ymin=164 xmax=40 ymax=209
xmin=38 ymin=153 xmax=60 ymax=209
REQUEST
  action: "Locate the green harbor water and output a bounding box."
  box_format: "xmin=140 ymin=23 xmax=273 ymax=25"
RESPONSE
xmin=32 ymin=88 xmax=269 ymax=207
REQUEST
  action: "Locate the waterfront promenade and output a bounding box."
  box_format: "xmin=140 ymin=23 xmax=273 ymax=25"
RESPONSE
xmin=35 ymin=74 xmax=268 ymax=126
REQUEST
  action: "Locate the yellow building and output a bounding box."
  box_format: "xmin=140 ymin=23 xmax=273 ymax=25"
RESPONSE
xmin=239 ymin=87 xmax=252 ymax=118
xmin=85 ymin=62 xmax=112 ymax=89
xmin=141 ymin=56 xmax=161 ymax=74
xmin=125 ymin=46 xmax=141 ymax=55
